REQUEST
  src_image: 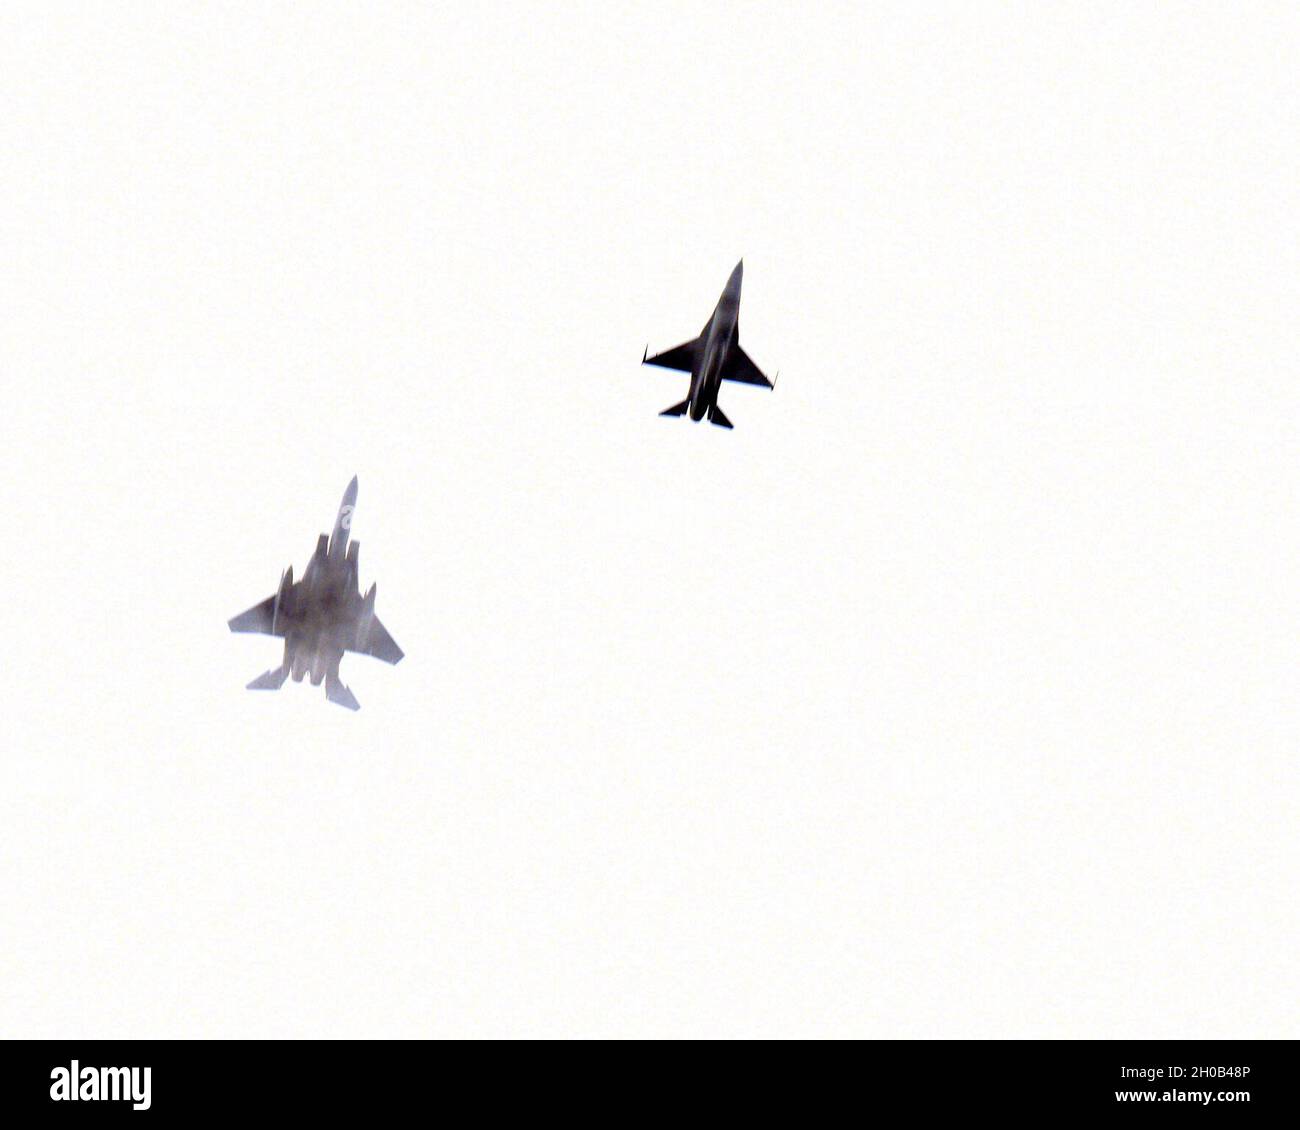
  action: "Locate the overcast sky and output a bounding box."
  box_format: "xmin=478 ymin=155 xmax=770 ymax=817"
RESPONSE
xmin=1 ymin=3 xmax=1296 ymax=1037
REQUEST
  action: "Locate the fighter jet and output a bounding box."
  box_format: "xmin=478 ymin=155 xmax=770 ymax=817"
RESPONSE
xmin=228 ymin=476 xmax=403 ymax=710
xmin=641 ymin=259 xmax=774 ymax=428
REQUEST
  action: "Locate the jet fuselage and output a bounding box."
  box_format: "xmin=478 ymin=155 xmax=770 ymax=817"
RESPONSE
xmin=688 ymin=261 xmax=743 ymax=420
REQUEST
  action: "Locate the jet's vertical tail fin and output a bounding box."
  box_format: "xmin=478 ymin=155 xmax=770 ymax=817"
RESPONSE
xmin=660 ymin=398 xmax=691 ymax=417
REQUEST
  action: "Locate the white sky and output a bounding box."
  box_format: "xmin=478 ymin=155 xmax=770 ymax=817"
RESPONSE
xmin=1 ymin=3 xmax=1296 ymax=1038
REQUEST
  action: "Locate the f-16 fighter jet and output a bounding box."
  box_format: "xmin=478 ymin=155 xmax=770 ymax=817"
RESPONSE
xmin=228 ymin=476 xmax=403 ymax=710
xmin=641 ymin=259 xmax=774 ymax=428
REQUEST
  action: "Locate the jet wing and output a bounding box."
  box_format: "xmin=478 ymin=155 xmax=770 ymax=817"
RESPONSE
xmin=228 ymin=595 xmax=281 ymax=636
xmin=643 ymin=339 xmax=698 ymax=372
xmin=352 ymin=616 xmax=404 ymax=665
xmin=722 ymin=346 xmax=773 ymax=387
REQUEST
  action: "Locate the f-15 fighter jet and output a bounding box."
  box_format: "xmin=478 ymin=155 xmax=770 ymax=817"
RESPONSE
xmin=641 ymin=259 xmax=774 ymax=428
xmin=228 ymin=476 xmax=403 ymax=710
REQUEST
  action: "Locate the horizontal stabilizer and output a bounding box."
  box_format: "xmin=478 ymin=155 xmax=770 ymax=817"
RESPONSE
xmin=326 ymin=673 xmax=360 ymax=711
xmin=247 ymin=665 xmax=289 ymax=690
xmin=707 ymin=404 xmax=733 ymax=429
xmin=660 ymin=398 xmax=690 ymax=417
